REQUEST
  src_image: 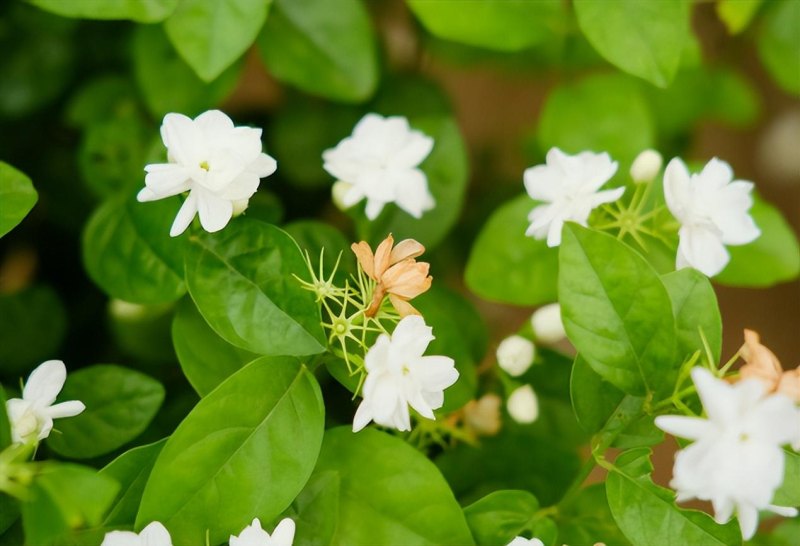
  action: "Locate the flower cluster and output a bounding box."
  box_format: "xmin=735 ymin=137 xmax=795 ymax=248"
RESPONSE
xmin=101 ymin=517 xmax=295 ymax=546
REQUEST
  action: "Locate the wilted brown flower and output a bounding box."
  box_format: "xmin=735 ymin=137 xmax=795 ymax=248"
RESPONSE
xmin=462 ymin=394 xmax=502 ymax=437
xmin=739 ymin=329 xmax=800 ymax=401
xmin=351 ymin=234 xmax=432 ymax=317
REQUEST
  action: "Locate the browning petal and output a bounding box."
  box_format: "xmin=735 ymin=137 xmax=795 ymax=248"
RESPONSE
xmin=389 ymin=238 xmax=425 ymax=264
xmin=351 ymin=241 xmax=377 ymax=280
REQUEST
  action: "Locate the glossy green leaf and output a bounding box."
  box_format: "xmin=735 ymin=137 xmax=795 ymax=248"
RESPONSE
xmin=716 ymin=0 xmax=763 ymax=34
xmin=293 ymin=427 xmax=474 ymax=545
xmin=559 ymin=224 xmax=677 ymax=396
xmin=407 ymin=0 xmax=563 ymax=52
xmin=463 ymin=490 xmax=541 ymax=546
xmin=750 ymin=518 xmax=800 ymax=546
xmin=0 ymin=494 xmax=18 ymax=538
xmin=573 ymin=0 xmax=691 ymax=87
xmin=0 ymin=285 xmax=66 ymax=376
xmin=773 ymin=449 xmax=800 ymax=507
xmin=284 ymin=220 xmax=355 ymax=276
xmin=537 ymin=73 xmax=655 ymax=163
xmin=465 ymin=194 xmax=558 ymax=306
xmin=164 ymin=0 xmax=272 ymax=82
xmin=556 ymin=484 xmax=630 ymax=546
xmin=100 ymin=439 xmax=167 ymax=526
xmin=132 ymin=25 xmax=241 ymax=119
xmin=0 ymin=162 xmax=37 ymax=238
xmin=29 ymin=0 xmax=178 ymax=22
xmin=47 ymin=365 xmax=165 ymax=459
xmin=82 ymin=195 xmax=188 ymax=304
xmin=0 ymin=387 xmax=10 ymax=449
xmin=21 ymin=464 xmax=120 ymax=546
xmin=78 ymin=116 xmax=149 ymax=198
xmin=757 ymin=0 xmax=800 ymax=95
xmin=355 ymin=116 xmax=469 ymax=250
xmin=607 ymin=448 xmax=741 ymax=545
xmin=662 ymin=268 xmax=722 ymax=364
xmin=258 ymin=0 xmax=378 ymax=102
xmin=716 ymin=195 xmax=800 ymax=287
xmin=184 ymin=219 xmax=326 ymax=356
xmin=136 ymin=357 xmax=325 ymax=545
xmin=65 ymin=76 xmax=140 ymax=129
xmin=172 ymin=297 xmax=256 ymax=397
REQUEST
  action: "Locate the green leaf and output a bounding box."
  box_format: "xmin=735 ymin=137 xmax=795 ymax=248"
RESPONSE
xmin=536 ymin=73 xmax=655 ymax=163
xmin=773 ymin=449 xmax=800 ymax=507
xmin=559 ymin=224 xmax=677 ymax=396
xmin=0 ymin=387 xmax=10 ymax=449
xmin=258 ymin=0 xmax=378 ymax=102
xmin=463 ymin=490 xmax=541 ymax=546
xmin=407 ymin=0 xmax=564 ymax=52
xmin=28 ymin=0 xmax=178 ymax=22
xmin=750 ymin=517 xmax=800 ymax=546
xmin=78 ymin=116 xmax=149 ymax=198
xmin=0 ymin=494 xmax=18 ymax=538
xmin=0 ymin=285 xmax=66 ymax=376
xmin=46 ymin=365 xmax=164 ymax=459
xmin=65 ymin=76 xmax=140 ymax=129
xmin=354 ymin=116 xmax=469 ymax=250
xmin=293 ymin=427 xmax=474 ymax=545
xmin=284 ymin=220 xmax=355 ymax=276
xmin=0 ymin=162 xmax=37 ymax=238
xmin=21 ymin=464 xmax=120 ymax=546
xmin=573 ymin=0 xmax=691 ymax=87
xmin=716 ymin=195 xmax=800 ymax=287
xmin=662 ymin=269 xmax=722 ymax=364
xmin=132 ymin=25 xmax=241 ymax=119
xmin=164 ymin=0 xmax=272 ymax=82
xmin=606 ymin=448 xmax=741 ymax=545
xmin=100 ymin=439 xmax=167 ymax=526
xmin=556 ymin=483 xmax=630 ymax=546
xmin=757 ymin=0 xmax=800 ymax=95
xmin=465 ymin=194 xmax=558 ymax=306
xmin=82 ymin=195 xmax=188 ymax=304
xmin=184 ymin=219 xmax=326 ymax=356
xmin=172 ymin=297 xmax=256 ymax=397
xmin=136 ymin=357 xmax=324 ymax=545
xmin=716 ymin=0 xmax=763 ymax=34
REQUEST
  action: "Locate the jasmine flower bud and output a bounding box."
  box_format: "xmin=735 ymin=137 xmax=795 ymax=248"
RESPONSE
xmin=331 ymin=180 xmax=354 ymax=211
xmin=496 ymin=335 xmax=535 ymax=377
xmin=530 ymin=303 xmax=566 ymax=345
xmin=506 ymin=385 xmax=539 ymax=424
xmin=629 ymin=149 xmax=663 ymax=183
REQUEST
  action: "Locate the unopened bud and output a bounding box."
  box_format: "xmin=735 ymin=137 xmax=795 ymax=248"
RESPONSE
xmin=463 ymin=394 xmax=502 ymax=436
xmin=109 ymin=299 xmax=149 ymax=321
xmin=507 ymin=385 xmax=539 ymax=424
xmin=530 ymin=303 xmax=566 ymax=345
xmin=496 ymin=335 xmax=535 ymax=377
xmin=232 ymin=199 xmax=249 ymax=217
xmin=332 ymin=180 xmax=354 ymax=211
xmin=630 ymin=149 xmax=663 ymax=183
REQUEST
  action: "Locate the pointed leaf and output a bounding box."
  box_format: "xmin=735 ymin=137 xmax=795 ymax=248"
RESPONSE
xmin=0 ymin=162 xmax=37 ymax=238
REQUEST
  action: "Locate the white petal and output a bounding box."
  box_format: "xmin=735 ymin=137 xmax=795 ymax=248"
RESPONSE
xmin=590 ymin=186 xmax=626 ymax=207
xmin=546 ymin=218 xmax=565 ymax=247
xmin=137 ymin=187 xmax=159 ymax=202
xmin=767 ymin=505 xmax=799 ymax=518
xmin=364 ymin=335 xmax=392 ymax=373
xmin=654 ymin=415 xmax=714 ymax=440
xmin=747 ymin=393 xmax=799 ymax=445
xmin=170 ymin=192 xmax=198 ymax=237
xmin=36 ymin=415 xmax=54 ymax=441
xmin=677 ymin=225 xmax=730 ymax=277
xmin=219 ymin=171 xmax=260 ymax=201
xmin=101 ymin=530 xmax=143 ymax=546
xmin=161 ymin=113 xmax=203 ymax=167
xmin=390 ymin=315 xmax=434 ymax=360
xmin=393 ymin=169 xmax=434 ymax=218
xmin=523 ymin=164 xmax=562 ymax=202
xmin=699 ymin=157 xmax=734 ymax=189
xmin=194 ymin=109 xmax=234 ymax=136
xmin=663 ymin=157 xmax=692 ymax=223
xmin=247 ymin=153 xmax=277 ymax=178
xmin=352 ymin=400 xmax=373 ymax=432
xmin=411 ymin=356 xmax=458 ymax=393
xmin=364 ymin=197 xmax=386 ymax=220
xmin=229 ymin=518 xmax=270 ymax=546
xmin=23 ymin=360 xmax=66 ymax=407
xmin=736 ymin=502 xmax=759 ymax=540
xmin=143 ymin=163 xmax=192 ymax=199
xmin=139 ymin=521 xmax=172 ymax=546
xmin=389 ymin=133 xmax=433 ymax=169
xmin=691 ymin=368 xmax=738 ymax=426
xmin=196 ymin=192 xmax=233 ymax=233
xmin=711 ymin=496 xmax=735 ymax=524
xmin=45 ymin=400 xmax=85 ymax=419
xmin=270 ymin=518 xmax=296 ymax=546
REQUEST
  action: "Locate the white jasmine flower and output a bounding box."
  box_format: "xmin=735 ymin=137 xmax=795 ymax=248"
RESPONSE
xmin=506 ymin=537 xmax=544 ymax=546
xmin=101 ymin=521 xmax=172 ymax=546
xmin=5 ymin=360 xmax=85 ymax=444
xmin=322 ymin=113 xmax=435 ymax=220
xmin=229 ymin=517 xmax=295 ymax=546
xmin=353 ymin=315 xmax=458 ymax=432
xmin=630 ymin=149 xmax=663 ymax=183
xmin=663 ymin=157 xmax=760 ymax=277
xmin=506 ymin=385 xmax=539 ymax=424
xmin=138 ymin=110 xmax=277 ymax=237
xmin=654 ymin=368 xmax=799 ymax=539
xmin=496 ymin=335 xmax=535 ymax=377
xmin=524 ymin=147 xmax=623 ymax=247
xmin=530 ymin=303 xmax=566 ymax=345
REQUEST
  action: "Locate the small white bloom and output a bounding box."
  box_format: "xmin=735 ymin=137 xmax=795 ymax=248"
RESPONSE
xmin=530 ymin=303 xmax=566 ymax=345
xmin=331 ymin=180 xmax=355 ymax=211
xmin=630 ymin=149 xmax=663 ymax=183
xmin=353 ymin=315 xmax=459 ymax=432
xmin=506 ymin=385 xmax=539 ymax=424
xmin=524 ymin=147 xmax=624 ymax=247
xmin=6 ymin=360 xmax=85 ymax=444
xmin=322 ymin=113 xmax=435 ymax=220
xmin=101 ymin=521 xmax=172 ymax=546
xmin=229 ymin=517 xmax=295 ymax=546
xmin=506 ymin=537 xmax=544 ymax=546
xmin=496 ymin=335 xmax=535 ymax=377
xmin=655 ymin=368 xmax=799 ymax=540
xmin=663 ymin=157 xmax=760 ymax=277
xmin=138 ymin=110 xmax=277 ymax=237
